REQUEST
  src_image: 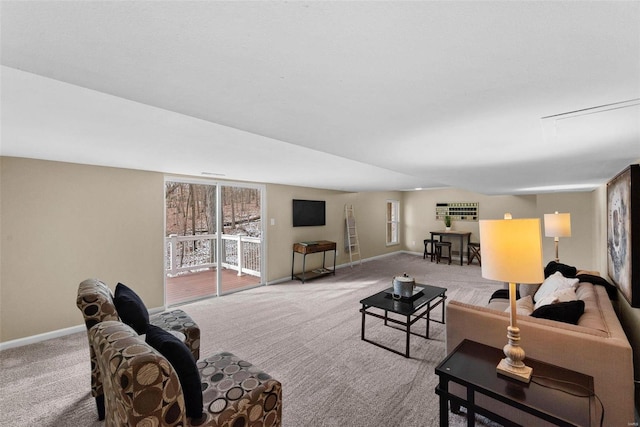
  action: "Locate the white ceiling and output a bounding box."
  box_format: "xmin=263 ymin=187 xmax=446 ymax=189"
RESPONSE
xmin=1 ymin=1 xmax=639 ymax=194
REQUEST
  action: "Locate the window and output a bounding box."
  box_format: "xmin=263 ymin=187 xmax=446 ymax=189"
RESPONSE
xmin=386 ymin=200 xmax=400 ymax=245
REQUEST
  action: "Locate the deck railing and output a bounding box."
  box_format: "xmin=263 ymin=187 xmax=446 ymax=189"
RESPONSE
xmin=166 ymin=234 xmax=261 ymax=277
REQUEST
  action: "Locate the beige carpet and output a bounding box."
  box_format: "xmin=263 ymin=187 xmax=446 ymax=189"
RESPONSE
xmin=0 ymin=253 xmax=502 ymax=427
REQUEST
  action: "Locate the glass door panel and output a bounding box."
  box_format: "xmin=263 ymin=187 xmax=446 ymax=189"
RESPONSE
xmin=219 ymin=185 xmax=262 ymax=294
xmin=165 ymin=181 xmax=218 ymax=305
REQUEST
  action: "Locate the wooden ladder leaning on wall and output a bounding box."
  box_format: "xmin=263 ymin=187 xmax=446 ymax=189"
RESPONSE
xmin=345 ymin=204 xmax=362 ymax=267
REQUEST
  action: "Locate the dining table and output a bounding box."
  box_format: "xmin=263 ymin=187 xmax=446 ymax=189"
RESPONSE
xmin=428 ymin=230 xmax=471 ymax=266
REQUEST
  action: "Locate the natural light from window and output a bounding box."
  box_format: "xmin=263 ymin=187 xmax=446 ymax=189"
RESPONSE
xmin=386 ymin=200 xmax=399 ymax=246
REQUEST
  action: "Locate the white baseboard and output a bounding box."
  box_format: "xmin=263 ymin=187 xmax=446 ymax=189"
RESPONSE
xmin=2 ymin=252 xmax=416 ymax=350
xmin=0 ymin=324 xmax=86 ymax=351
xmin=0 ymin=306 xmax=168 ymax=351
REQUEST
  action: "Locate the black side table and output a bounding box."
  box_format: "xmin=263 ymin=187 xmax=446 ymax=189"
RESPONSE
xmin=435 ymin=340 xmax=594 ymax=427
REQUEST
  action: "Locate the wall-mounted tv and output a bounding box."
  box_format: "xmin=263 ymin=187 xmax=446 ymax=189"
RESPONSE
xmin=293 ymin=199 xmax=326 ymax=227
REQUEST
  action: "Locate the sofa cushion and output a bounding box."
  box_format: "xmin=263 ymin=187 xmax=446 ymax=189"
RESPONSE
xmin=487 ymin=299 xmax=509 ymax=311
xmin=535 ymin=286 xmax=578 ymax=310
xmin=576 ymin=273 xmax=618 ymax=299
xmin=534 ymin=272 xmax=579 ymax=303
xmin=518 ymin=283 xmax=541 ymax=299
xmin=531 ymin=300 xmax=585 ymax=324
xmin=504 ymin=295 xmax=534 ymax=316
xmin=113 ymin=283 xmax=150 ymax=334
xmin=534 ymin=293 xmax=558 ymax=310
xmin=489 ymin=288 xmax=520 ymax=302
xmin=553 ymin=286 xmax=578 ymax=302
xmin=145 ymin=325 xmax=203 ymax=419
xmin=574 ymin=282 xmax=608 ymax=332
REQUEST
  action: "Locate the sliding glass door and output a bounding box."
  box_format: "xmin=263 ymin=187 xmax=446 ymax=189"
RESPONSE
xmin=219 ymin=184 xmax=263 ymax=294
xmin=164 ymin=179 xmax=264 ymax=305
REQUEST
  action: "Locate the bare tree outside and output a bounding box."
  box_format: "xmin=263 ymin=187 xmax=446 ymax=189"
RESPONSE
xmin=166 ymin=183 xmax=261 ymax=237
xmin=222 ymin=186 xmax=261 ymax=236
xmin=165 ymin=182 xmax=262 ymax=273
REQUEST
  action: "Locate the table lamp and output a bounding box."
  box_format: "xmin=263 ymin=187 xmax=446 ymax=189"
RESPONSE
xmin=544 ymin=212 xmax=571 ymax=262
xmin=479 ymin=214 xmax=544 ymax=383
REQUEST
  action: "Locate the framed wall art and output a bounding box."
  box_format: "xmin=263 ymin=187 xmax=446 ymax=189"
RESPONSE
xmin=435 ymin=202 xmax=479 ymax=221
xmin=607 ymin=164 xmax=640 ymax=307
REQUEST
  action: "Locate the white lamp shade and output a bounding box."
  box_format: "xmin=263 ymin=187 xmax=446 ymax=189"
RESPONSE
xmin=479 ymin=218 xmax=544 ymax=284
xmin=544 ymin=212 xmax=571 ymax=237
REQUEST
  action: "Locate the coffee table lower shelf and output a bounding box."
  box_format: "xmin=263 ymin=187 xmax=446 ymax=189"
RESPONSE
xmin=360 ymin=284 xmax=446 ymax=358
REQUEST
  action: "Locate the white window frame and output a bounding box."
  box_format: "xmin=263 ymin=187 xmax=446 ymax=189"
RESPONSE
xmin=386 ymin=199 xmax=400 ymax=246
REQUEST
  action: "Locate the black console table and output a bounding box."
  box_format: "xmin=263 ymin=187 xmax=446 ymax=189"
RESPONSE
xmin=435 ymin=340 xmax=594 ymax=427
xmin=291 ymin=240 xmax=337 ymax=283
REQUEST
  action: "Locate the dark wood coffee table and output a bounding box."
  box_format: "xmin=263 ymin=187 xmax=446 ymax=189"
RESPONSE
xmin=359 ymin=284 xmax=446 ymax=358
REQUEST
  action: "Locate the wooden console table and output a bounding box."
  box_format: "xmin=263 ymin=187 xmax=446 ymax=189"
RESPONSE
xmin=291 ymin=240 xmax=337 ymax=283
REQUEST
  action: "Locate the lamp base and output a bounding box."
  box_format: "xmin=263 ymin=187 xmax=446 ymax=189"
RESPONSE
xmin=497 ymin=358 xmax=532 ymax=383
xmin=497 ymin=323 xmax=532 ymax=383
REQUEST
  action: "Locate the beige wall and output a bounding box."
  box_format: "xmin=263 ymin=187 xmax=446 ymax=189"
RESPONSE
xmin=403 ymin=189 xmax=594 ymax=268
xmin=0 ymin=157 xmax=165 ymax=342
xmin=534 ymin=191 xmax=595 ymax=269
xmin=0 ymin=158 xmax=405 ymax=342
xmin=265 ymin=184 xmax=402 ymax=281
xmin=404 ymin=188 xmax=538 ymax=257
xmin=1 ymin=154 xmax=638 ymax=386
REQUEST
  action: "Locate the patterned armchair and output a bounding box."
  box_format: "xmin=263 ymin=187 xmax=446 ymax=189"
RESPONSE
xmin=89 ymin=321 xmax=282 ymax=427
xmin=76 ymin=278 xmax=200 ymax=419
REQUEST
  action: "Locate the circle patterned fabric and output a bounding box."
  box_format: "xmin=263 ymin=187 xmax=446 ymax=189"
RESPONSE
xmin=90 ymin=321 xmax=187 ymax=426
xmin=195 ymin=352 xmax=281 ymax=426
xmin=90 ymin=321 xmax=282 ymax=427
xmin=76 ymin=278 xmax=201 ymax=409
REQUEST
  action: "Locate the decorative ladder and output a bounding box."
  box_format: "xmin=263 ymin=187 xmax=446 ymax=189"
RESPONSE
xmin=345 ymin=204 xmax=361 ymax=267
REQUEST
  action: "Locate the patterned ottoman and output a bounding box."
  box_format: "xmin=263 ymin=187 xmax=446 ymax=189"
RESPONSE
xmin=150 ymin=309 xmax=201 ymax=360
xmin=196 ymin=352 xmax=281 ymax=426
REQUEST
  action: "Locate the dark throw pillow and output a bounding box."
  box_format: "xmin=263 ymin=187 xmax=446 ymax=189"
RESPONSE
xmin=489 ymin=288 xmax=520 ymax=303
xmin=145 ymin=325 xmax=203 ymax=419
xmin=543 ymin=261 xmax=577 ymax=279
xmin=576 ymin=274 xmax=618 ymax=300
xmin=530 ymin=300 xmax=585 ymax=325
xmin=113 ymin=282 xmax=150 ymax=334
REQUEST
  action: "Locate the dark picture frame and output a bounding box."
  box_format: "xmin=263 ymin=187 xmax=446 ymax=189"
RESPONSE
xmin=607 ymin=164 xmax=640 ymax=307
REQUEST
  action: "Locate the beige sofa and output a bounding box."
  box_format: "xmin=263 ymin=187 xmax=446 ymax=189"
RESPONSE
xmin=446 ymin=274 xmax=634 ymax=427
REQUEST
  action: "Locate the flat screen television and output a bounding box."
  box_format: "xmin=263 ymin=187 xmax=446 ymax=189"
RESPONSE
xmin=292 ymin=199 xmax=326 ymax=227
